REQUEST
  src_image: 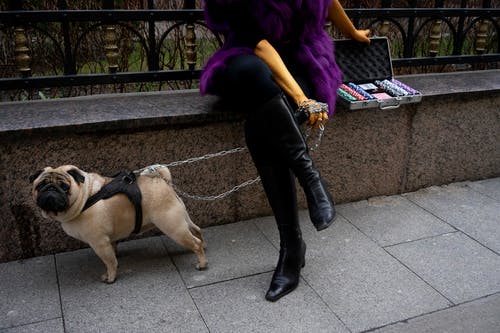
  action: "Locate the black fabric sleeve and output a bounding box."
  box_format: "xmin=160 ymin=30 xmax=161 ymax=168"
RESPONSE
xmin=231 ymin=1 xmax=264 ymax=49
xmin=205 ymin=0 xmax=264 ymax=49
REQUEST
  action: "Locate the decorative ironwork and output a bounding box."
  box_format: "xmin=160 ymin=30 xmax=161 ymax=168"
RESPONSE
xmin=378 ymin=20 xmax=390 ymax=36
xmin=0 ymin=1 xmax=498 ymax=93
xmin=475 ymin=20 xmax=490 ymax=54
xmin=184 ymin=0 xmax=197 ymax=70
xmin=429 ymin=20 xmax=443 ymax=56
xmin=104 ymin=26 xmax=119 ymax=73
xmin=185 ymin=23 xmax=197 ymax=70
xmin=14 ymin=27 xmax=31 ymax=77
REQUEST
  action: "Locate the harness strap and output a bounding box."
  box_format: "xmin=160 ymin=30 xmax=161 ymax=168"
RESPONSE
xmin=82 ymin=171 xmax=143 ymax=234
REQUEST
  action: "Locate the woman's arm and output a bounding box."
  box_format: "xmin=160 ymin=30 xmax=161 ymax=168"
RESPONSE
xmin=254 ymin=39 xmax=327 ymax=126
xmin=254 ymin=39 xmax=328 ymax=127
xmin=328 ymin=0 xmax=370 ymax=43
xmin=254 ymin=39 xmax=308 ymax=106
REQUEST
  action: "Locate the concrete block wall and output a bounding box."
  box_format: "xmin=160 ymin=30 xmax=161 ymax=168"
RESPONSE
xmin=0 ymin=70 xmax=499 ymax=262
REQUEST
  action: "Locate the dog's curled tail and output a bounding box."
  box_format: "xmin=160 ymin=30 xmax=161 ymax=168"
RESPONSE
xmin=157 ymin=167 xmax=172 ymax=183
xmin=136 ymin=164 xmax=172 ymax=183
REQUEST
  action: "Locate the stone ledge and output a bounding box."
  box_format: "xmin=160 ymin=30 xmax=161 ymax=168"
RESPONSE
xmin=396 ymin=69 xmax=500 ymax=97
xmin=1 ymin=69 xmax=498 ymax=137
xmin=0 ymin=90 xmax=240 ymax=138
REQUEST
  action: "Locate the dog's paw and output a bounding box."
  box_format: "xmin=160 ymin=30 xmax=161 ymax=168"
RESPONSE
xmin=196 ymin=261 xmax=208 ymax=271
xmin=101 ymin=272 xmax=116 ymax=284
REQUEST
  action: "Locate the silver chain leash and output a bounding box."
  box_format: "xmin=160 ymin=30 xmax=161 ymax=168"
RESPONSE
xmin=298 ymin=99 xmax=328 ymax=152
xmin=171 ymin=176 xmax=261 ymax=201
xmin=165 ymin=147 xmax=261 ymax=201
xmin=134 ymin=147 xmax=260 ymax=202
xmin=304 ymin=124 xmax=325 ymax=152
xmin=135 ymin=123 xmax=325 ymax=201
xmin=162 ymin=147 xmax=248 ymax=167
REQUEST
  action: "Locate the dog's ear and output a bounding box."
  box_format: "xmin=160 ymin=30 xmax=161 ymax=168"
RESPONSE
xmin=68 ymin=169 xmax=85 ymax=184
xmin=29 ymin=170 xmax=43 ymax=183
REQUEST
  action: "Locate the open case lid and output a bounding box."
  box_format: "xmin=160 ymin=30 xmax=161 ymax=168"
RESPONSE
xmin=334 ymin=37 xmax=393 ymax=84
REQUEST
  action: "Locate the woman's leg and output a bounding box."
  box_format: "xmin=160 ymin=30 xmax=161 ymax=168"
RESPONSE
xmin=247 ymin=93 xmax=336 ymax=231
xmin=213 ymin=54 xmax=335 ymax=300
xmin=215 ymin=55 xmax=336 ymax=230
xmin=245 ymin=127 xmax=305 ymax=301
xmin=253 ymin=163 xmax=306 ymax=302
xmin=215 ymin=54 xmax=305 ymax=301
xmin=211 ymin=54 xmax=281 ymax=108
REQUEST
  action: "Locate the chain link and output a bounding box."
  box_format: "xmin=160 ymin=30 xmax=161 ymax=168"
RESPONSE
xmin=134 ymin=125 xmax=324 ymax=201
xmin=163 ymin=147 xmax=248 ymax=167
xmin=171 ymin=176 xmax=261 ymax=201
xmin=134 ymin=147 xmax=260 ymax=201
xmin=304 ymin=124 xmax=325 ymax=152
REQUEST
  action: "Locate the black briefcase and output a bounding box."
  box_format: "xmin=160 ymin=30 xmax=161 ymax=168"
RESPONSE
xmin=334 ymin=37 xmax=422 ymax=110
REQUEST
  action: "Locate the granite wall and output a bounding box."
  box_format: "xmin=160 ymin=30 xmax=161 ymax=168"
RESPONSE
xmin=1 ymin=70 xmax=499 ymax=262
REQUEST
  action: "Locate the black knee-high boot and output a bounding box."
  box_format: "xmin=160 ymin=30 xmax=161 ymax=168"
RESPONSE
xmin=247 ymin=93 xmax=336 ymax=231
xmin=245 ymin=109 xmax=305 ymax=301
xmin=256 ymin=163 xmax=306 ymax=302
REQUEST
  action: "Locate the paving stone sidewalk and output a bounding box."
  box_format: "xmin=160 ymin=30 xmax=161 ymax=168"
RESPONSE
xmin=1 ymin=178 xmax=499 ymax=333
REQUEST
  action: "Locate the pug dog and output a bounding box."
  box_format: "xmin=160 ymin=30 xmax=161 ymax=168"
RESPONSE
xmin=29 ymin=165 xmax=207 ymax=283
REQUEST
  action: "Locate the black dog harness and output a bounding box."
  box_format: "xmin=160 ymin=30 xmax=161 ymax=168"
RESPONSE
xmin=81 ymin=171 xmax=143 ymax=234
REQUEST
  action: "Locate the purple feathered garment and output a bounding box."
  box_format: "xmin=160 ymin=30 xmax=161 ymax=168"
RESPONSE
xmin=200 ymin=0 xmax=342 ymax=115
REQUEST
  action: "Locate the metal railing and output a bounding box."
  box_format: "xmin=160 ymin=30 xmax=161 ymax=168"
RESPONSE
xmin=0 ymin=0 xmax=498 ymax=95
xmin=347 ymin=0 xmax=499 ymax=67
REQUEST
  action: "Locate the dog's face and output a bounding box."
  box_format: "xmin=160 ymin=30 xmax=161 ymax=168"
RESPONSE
xmin=29 ymin=165 xmax=86 ymax=219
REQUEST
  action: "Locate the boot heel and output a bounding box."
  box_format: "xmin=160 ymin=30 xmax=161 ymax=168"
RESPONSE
xmin=305 ymin=178 xmax=337 ymax=231
xmin=300 ymin=241 xmax=306 ymax=268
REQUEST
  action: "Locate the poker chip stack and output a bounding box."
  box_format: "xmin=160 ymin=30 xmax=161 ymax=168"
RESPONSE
xmin=338 ymin=78 xmax=421 ymax=104
xmin=338 ymin=83 xmax=374 ymax=101
xmin=337 ymin=87 xmax=357 ymax=101
xmin=347 ymin=83 xmax=376 ymax=100
xmin=390 ymin=79 xmax=420 ymax=95
xmin=375 ymin=80 xmax=409 ymax=97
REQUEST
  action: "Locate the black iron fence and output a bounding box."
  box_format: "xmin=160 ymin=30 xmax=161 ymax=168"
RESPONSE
xmin=0 ymin=0 xmax=498 ymax=99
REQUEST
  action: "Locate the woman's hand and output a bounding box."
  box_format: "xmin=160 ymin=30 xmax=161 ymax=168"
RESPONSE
xmin=299 ymin=99 xmax=330 ymax=128
xmin=350 ymin=29 xmax=371 ymax=44
xmin=328 ymin=0 xmax=371 ymax=44
xmin=308 ymin=111 xmax=329 ymax=128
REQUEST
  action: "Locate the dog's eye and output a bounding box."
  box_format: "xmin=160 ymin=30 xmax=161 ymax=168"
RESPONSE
xmin=36 ymin=181 xmax=47 ymax=191
xmin=60 ymin=183 xmax=70 ymax=192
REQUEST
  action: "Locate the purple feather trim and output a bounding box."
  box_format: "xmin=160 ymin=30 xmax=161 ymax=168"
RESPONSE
xmin=200 ymin=0 xmax=342 ymax=115
xmin=199 ymin=46 xmax=253 ymax=95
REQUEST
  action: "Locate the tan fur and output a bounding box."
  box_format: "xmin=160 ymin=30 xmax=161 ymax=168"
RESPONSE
xmin=31 ymin=165 xmax=207 ymax=283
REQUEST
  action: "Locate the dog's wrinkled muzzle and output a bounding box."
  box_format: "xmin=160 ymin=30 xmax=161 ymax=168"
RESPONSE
xmin=37 ymin=184 xmax=69 ymax=213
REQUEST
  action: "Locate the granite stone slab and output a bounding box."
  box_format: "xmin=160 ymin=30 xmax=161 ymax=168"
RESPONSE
xmin=386 ymin=232 xmax=500 ymax=304
xmin=0 ymin=318 xmax=64 ymax=333
xmin=189 ymin=272 xmax=349 ymax=333
xmin=56 ymin=237 xmax=207 ymax=333
xmin=163 ymin=221 xmax=278 ymax=288
xmin=323 ymin=104 xmax=410 ymax=202
xmin=403 ymin=92 xmax=500 ymax=192
xmin=467 ymin=177 xmax=500 ymax=201
xmin=254 ymin=215 xmax=451 ymax=333
xmin=398 ymin=70 xmax=500 ymax=97
xmin=0 ymin=256 xmax=60 ymax=329
xmin=404 ymin=183 xmax=500 ymax=254
xmin=0 ymin=90 xmax=237 ymax=137
xmin=372 ymin=293 xmax=500 ymax=333
xmin=337 ymin=195 xmax=455 ymax=247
